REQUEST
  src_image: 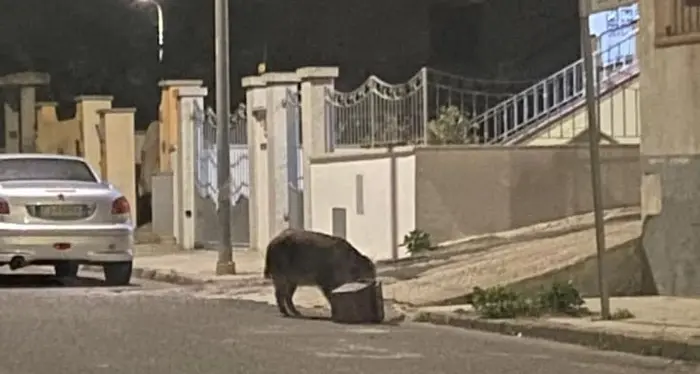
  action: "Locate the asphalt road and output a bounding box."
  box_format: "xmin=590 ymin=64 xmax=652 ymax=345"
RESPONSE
xmin=0 ymin=269 xmax=698 ymax=374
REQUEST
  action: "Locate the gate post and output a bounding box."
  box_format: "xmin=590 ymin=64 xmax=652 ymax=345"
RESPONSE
xmin=176 ymin=85 xmax=208 ymax=250
xmin=262 ymin=72 xmax=300 ymax=239
xmin=241 ymin=75 xmax=267 ymax=250
xmin=296 ymin=67 xmax=339 ymax=229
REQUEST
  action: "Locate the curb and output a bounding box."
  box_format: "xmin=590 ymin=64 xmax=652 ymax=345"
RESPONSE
xmin=81 ymin=265 xmax=269 ymax=288
xmin=413 ymin=311 xmax=700 ymax=362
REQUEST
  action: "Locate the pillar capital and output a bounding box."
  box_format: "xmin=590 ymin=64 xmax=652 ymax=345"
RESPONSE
xmin=35 ymin=101 xmax=58 ymax=108
xmin=262 ymin=72 xmax=300 ymax=86
xmin=296 ymin=66 xmax=339 ymax=81
xmin=158 ymin=79 xmax=203 ymax=88
xmin=177 ymin=86 xmax=208 ymax=98
xmin=76 ymin=95 xmax=114 ymax=103
xmin=97 ymin=108 xmax=136 ymax=116
xmin=242 ymin=75 xmax=267 ymax=88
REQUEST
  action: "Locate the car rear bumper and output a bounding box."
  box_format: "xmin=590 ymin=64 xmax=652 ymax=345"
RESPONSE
xmin=0 ymin=223 xmax=134 ymax=264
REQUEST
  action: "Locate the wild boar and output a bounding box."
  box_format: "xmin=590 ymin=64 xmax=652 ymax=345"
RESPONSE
xmin=263 ymin=228 xmax=376 ymax=317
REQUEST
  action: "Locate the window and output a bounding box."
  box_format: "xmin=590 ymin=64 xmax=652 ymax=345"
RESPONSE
xmin=0 ymin=158 xmax=97 ymax=182
xmin=655 ymin=0 xmax=700 ymax=47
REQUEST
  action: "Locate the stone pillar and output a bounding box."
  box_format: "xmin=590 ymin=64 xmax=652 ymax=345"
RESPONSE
xmin=158 ymin=80 xmax=204 ymax=173
xmin=19 ymin=86 xmax=36 ymax=152
xmin=175 ymin=85 xmax=208 ymax=250
xmin=296 ymin=67 xmax=339 ymax=229
xmin=3 ymin=90 xmax=20 ymax=153
xmin=76 ymin=96 xmax=113 ymax=176
xmin=34 ymin=101 xmax=58 ymax=153
xmin=241 ymin=75 xmax=268 ymax=250
xmin=262 ymin=72 xmax=300 ymax=239
xmin=639 ymin=1 xmax=700 ymax=296
xmin=97 ymin=108 xmax=137 ymax=223
xmin=0 ymin=72 xmax=50 ymax=153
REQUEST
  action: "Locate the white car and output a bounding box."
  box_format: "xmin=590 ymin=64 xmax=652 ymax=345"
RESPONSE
xmin=0 ymin=154 xmax=134 ymax=285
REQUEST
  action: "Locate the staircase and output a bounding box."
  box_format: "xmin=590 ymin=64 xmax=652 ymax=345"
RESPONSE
xmin=472 ymin=30 xmax=639 ymax=145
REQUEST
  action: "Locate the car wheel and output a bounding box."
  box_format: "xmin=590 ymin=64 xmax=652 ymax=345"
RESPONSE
xmin=103 ymin=261 xmax=133 ymax=286
xmin=54 ymin=261 xmax=80 ymax=278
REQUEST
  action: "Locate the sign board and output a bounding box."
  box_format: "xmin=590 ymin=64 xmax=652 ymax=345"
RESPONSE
xmin=584 ymin=0 xmax=637 ymax=15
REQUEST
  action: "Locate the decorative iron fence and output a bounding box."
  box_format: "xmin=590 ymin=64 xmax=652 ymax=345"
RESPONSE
xmin=324 ymin=67 xmax=530 ymax=147
xmin=193 ymin=102 xmax=249 ymax=207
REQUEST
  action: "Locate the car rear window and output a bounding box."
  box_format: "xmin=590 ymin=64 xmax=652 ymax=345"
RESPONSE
xmin=0 ymin=158 xmax=97 ymax=182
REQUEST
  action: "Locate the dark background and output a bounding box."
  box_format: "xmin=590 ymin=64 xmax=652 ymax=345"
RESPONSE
xmin=0 ymin=0 xmax=580 ymax=130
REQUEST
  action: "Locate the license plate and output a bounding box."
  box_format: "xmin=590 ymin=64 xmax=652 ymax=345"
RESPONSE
xmin=38 ymin=205 xmax=86 ymax=219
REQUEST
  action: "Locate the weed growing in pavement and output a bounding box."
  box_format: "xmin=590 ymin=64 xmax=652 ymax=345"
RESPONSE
xmin=609 ymin=308 xmax=635 ymax=320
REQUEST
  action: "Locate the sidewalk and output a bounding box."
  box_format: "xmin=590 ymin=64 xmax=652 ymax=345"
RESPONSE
xmin=415 ymin=296 xmax=700 ymax=362
xmin=85 ymin=245 xmax=266 ymax=287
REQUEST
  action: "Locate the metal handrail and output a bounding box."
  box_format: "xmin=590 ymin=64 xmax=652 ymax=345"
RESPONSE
xmin=471 ymin=29 xmax=639 ymax=145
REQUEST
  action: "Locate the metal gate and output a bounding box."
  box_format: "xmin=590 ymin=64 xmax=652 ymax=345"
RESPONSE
xmin=193 ymin=102 xmax=250 ymax=248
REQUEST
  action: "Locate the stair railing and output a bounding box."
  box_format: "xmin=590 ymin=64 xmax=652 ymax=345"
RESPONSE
xmin=471 ymin=30 xmax=639 ymax=145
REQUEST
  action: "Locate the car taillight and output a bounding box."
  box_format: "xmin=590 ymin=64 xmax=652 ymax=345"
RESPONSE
xmin=0 ymin=198 xmax=9 ymax=215
xmin=111 ymin=196 xmax=130 ymax=215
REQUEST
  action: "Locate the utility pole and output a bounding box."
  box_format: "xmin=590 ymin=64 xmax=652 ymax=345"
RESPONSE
xmin=579 ymin=0 xmax=613 ymax=320
xmin=215 ymin=0 xmax=235 ymax=275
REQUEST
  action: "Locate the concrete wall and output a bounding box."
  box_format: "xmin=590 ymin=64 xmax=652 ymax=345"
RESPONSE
xmin=35 ymin=102 xmax=81 ymax=155
xmin=415 ymin=145 xmax=641 ymax=243
xmin=309 ymin=148 xmax=416 ymax=261
xmin=511 ymin=236 xmax=657 ymax=298
xmin=638 ymin=0 xmax=700 ymax=296
xmin=35 ymin=97 xmax=112 ymax=158
xmin=526 ymin=78 xmax=641 ymax=146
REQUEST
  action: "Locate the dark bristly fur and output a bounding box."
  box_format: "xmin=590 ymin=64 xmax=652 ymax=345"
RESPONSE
xmin=263 ymin=229 xmax=376 ymax=317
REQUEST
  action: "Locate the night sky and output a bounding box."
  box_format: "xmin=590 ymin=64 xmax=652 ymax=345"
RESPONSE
xmin=0 ymin=0 xmax=259 ymax=128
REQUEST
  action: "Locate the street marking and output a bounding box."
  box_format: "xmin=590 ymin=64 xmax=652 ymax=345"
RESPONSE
xmin=309 ymin=342 xmax=423 ymax=360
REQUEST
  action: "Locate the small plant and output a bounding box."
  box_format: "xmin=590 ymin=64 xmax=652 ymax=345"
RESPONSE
xmin=535 ymin=281 xmax=586 ymax=316
xmin=471 ymin=286 xmax=535 ymax=319
xmin=427 ymin=105 xmax=480 ymax=145
xmin=400 ymin=229 xmax=433 ymax=254
xmin=609 ymin=308 xmax=635 ymax=320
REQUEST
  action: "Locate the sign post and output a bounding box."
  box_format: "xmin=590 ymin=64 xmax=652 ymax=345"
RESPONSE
xmin=579 ymin=0 xmax=614 ymax=320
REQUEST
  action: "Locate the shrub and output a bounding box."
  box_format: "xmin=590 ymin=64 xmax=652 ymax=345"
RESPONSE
xmin=400 ymin=229 xmax=433 ymax=254
xmin=535 ymin=281 xmax=585 ymax=315
xmin=469 ymin=282 xmax=588 ymax=319
xmin=427 ymin=105 xmax=480 ymax=145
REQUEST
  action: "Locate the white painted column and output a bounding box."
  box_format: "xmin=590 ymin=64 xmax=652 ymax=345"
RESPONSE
xmin=171 ymin=149 xmax=180 ymax=243
xmin=176 ymin=85 xmax=208 ymax=250
xmin=3 ymin=90 xmax=20 ymax=153
xmin=296 ymin=67 xmax=339 ymax=229
xmin=262 ymin=72 xmax=300 ymax=238
xmin=241 ymin=76 xmax=267 ymax=250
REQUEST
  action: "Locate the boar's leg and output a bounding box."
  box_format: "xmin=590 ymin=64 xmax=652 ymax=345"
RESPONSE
xmin=272 ymin=278 xmax=292 ymax=317
xmin=283 ymin=283 xmax=302 ymax=317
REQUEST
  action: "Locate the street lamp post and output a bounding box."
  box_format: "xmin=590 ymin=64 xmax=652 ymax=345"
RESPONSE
xmin=214 ymin=0 xmax=235 ymax=275
xmin=138 ymin=0 xmax=164 ymax=62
